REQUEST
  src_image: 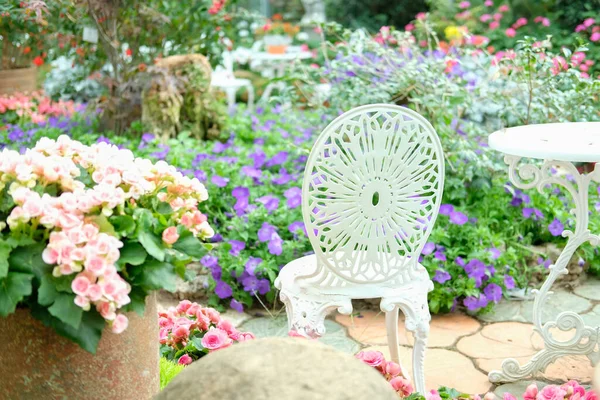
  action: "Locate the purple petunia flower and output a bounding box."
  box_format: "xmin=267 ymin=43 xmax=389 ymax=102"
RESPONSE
xmin=288 ymin=221 xmax=307 ymax=237
xmin=249 ymin=150 xmax=267 ymax=168
xmin=284 ymin=187 xmax=302 ymax=209
xmin=194 ymin=170 xmax=207 ymax=181
xmin=268 ymin=233 xmax=284 ymax=255
xmin=266 ymin=151 xmax=289 ymax=167
xmin=449 ymin=211 xmax=468 ymax=225
xmin=523 ymin=207 xmax=544 ymax=220
xmin=211 ymin=175 xmax=229 ymax=187
xmin=256 ymin=195 xmax=280 ymax=213
xmin=229 ymin=240 xmax=246 ymax=256
xmin=433 ymin=269 xmax=451 ymax=284
xmin=488 ymin=247 xmax=501 ymax=260
xmin=245 ymin=257 xmax=263 ymax=276
xmin=464 ymin=295 xmax=489 ymax=312
xmin=215 ymin=280 xmax=233 ymax=299
xmin=548 ymin=218 xmax=564 ymax=237
xmin=272 ymin=169 xmax=293 ymax=185
xmin=455 ymin=256 xmax=466 ymax=267
xmin=232 ymin=186 xmax=250 ymax=199
xmin=257 ymin=278 xmax=270 ymax=295
xmin=434 ymin=251 xmax=447 ymax=262
xmin=201 ymin=255 xmax=219 ymax=268
xmin=439 ymin=204 xmax=454 ymax=215
xmin=504 ymin=275 xmax=515 ymax=290
xmin=230 ymin=299 xmax=244 ymax=313
xmin=241 ymin=165 xmax=262 ymax=179
xmin=464 ymin=259 xmax=487 ymax=287
xmin=212 ymin=141 xmax=230 ymax=153
xmin=484 ymin=283 xmax=502 ymax=303
xmin=258 ymin=223 xmax=277 ymax=242
xmin=242 ymin=275 xmax=259 ymax=293
xmin=422 ymin=242 xmax=435 ymax=255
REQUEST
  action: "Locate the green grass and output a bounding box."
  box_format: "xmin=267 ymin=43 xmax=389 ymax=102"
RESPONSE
xmin=160 ymin=357 xmax=185 ymax=390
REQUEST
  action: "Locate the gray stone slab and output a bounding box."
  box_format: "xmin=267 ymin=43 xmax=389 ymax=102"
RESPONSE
xmin=240 ymin=316 xmax=361 ymax=354
xmin=574 ymin=279 xmax=600 ymax=301
xmin=479 ymin=291 xmax=591 ymax=324
xmin=581 ymin=304 xmax=600 ymax=327
xmin=494 ymin=381 xmax=547 ymax=398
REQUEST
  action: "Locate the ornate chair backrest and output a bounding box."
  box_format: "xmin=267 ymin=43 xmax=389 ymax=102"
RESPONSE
xmin=302 ymin=104 xmax=445 ymax=286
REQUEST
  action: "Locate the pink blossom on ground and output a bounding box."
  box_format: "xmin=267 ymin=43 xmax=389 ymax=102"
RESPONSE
xmin=355 ymin=350 xmax=385 ymax=367
xmin=178 ymin=354 xmax=193 ymax=365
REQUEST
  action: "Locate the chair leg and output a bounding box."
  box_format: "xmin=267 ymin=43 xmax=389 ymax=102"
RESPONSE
xmin=245 ymin=84 xmax=255 ymax=112
xmin=411 ymin=319 xmax=430 ymax=395
xmin=385 ymin=306 xmax=401 ymax=364
xmin=225 ymin=88 xmax=236 ymax=114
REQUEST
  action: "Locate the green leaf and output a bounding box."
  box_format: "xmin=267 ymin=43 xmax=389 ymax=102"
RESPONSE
xmin=0 ymin=272 xmax=33 ymax=316
xmin=156 ymin=202 xmax=173 ymax=215
xmin=138 ymin=230 xmax=166 ymax=262
xmin=118 ymin=241 xmax=147 ymax=266
xmin=0 ymin=240 xmax=12 ymax=279
xmin=30 ymin=304 xmax=105 ymax=354
xmin=110 ymin=215 xmax=136 ymax=236
xmin=86 ymin=214 xmax=116 ymax=236
xmin=131 ymin=260 xmax=176 ymax=292
xmin=172 ymin=233 xmax=206 ymax=259
xmin=8 ymin=243 xmax=50 ymax=278
xmin=48 ymin=293 xmax=83 ymax=330
xmin=122 ymin=287 xmax=147 ymax=316
xmin=189 ymin=336 xmax=204 ymax=351
xmin=38 ymin=274 xmax=59 ymax=306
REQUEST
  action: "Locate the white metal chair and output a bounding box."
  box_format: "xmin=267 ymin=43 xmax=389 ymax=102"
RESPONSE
xmin=211 ymin=51 xmax=255 ymax=113
xmin=275 ymin=104 xmax=445 ymax=394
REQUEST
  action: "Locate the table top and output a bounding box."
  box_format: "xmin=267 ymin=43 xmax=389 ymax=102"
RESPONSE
xmin=251 ymin=51 xmax=313 ymax=62
xmin=488 ymin=122 xmax=600 ymax=162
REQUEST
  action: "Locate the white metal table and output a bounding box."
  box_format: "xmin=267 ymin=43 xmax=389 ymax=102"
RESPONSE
xmin=250 ymin=51 xmax=313 ymax=102
xmin=488 ymin=122 xmax=600 ymax=382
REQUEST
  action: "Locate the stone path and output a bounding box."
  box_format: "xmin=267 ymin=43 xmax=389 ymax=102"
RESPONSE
xmin=158 ymin=278 xmax=600 ymax=397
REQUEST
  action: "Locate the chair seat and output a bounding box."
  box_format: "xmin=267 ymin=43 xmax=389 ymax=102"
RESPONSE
xmin=276 ymin=253 xmax=432 ymax=299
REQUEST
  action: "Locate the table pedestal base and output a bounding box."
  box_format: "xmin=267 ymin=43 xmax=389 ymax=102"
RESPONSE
xmin=489 ymin=156 xmax=600 ymax=383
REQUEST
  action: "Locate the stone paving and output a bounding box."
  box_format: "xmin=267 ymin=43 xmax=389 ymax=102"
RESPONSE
xmin=158 ymin=277 xmax=600 ymax=397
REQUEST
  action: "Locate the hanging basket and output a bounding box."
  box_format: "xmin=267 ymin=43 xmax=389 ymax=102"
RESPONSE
xmin=0 ymin=67 xmax=37 ymax=95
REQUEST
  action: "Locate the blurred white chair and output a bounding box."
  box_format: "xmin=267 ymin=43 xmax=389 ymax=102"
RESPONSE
xmin=275 ymin=104 xmax=445 ymax=394
xmin=211 ymin=51 xmax=254 ymax=113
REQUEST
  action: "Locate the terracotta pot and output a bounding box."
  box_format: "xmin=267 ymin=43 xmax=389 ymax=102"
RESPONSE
xmin=0 ymin=67 xmax=37 ymax=95
xmin=267 ymin=44 xmax=288 ymax=54
xmin=0 ymin=294 xmax=159 ymax=400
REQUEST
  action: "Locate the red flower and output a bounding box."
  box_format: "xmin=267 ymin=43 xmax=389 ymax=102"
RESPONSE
xmin=138 ymin=63 xmax=147 ymax=72
xmin=23 ymin=47 xmax=31 ymax=54
xmin=125 ymin=48 xmax=132 ymax=56
xmin=33 ymin=56 xmax=44 ymax=66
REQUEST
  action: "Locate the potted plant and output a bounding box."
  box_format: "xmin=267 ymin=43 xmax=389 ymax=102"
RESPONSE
xmin=258 ymin=15 xmax=299 ymax=54
xmin=0 ymin=1 xmax=50 ymax=94
xmin=0 ymin=135 xmax=214 ymax=399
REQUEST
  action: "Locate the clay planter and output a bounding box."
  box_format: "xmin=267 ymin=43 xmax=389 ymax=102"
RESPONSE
xmin=0 ymin=294 xmax=159 ymax=400
xmin=0 ymin=67 xmax=37 ymax=95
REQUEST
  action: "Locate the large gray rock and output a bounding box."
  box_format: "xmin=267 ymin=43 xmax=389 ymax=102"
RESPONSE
xmin=156 ymin=337 xmax=398 ymax=400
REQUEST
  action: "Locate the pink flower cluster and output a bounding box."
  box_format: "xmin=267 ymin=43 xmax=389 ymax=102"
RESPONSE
xmin=159 ymin=300 xmax=255 ymax=365
xmin=1 ymin=136 xmax=213 ymax=334
xmin=503 ymin=381 xmax=596 ymax=400
xmin=355 ymin=350 xmax=413 ymax=397
xmin=0 ymin=92 xmax=78 ymax=124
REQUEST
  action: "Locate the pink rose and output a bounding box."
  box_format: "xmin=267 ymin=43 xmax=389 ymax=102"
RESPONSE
xmin=562 ymin=380 xmax=586 ymax=398
xmin=111 ymin=314 xmax=129 ymax=334
xmin=178 ymin=354 xmax=192 ymax=365
xmin=538 ymin=385 xmax=567 ymax=400
xmin=159 ymin=328 xmax=169 ymax=344
xmin=584 ymin=391 xmax=597 ymax=400
xmin=87 ymin=284 xmax=103 ymax=301
xmin=389 ymin=376 xmax=414 ymax=397
xmin=355 ymin=350 xmax=385 ymax=368
xmin=74 ymin=295 xmax=90 ymax=310
xmin=85 ymin=256 xmax=107 ymax=276
xmin=523 ymin=384 xmax=538 ymax=400
xmin=201 ymin=328 xmax=232 ymax=350
xmin=217 ymin=319 xmax=236 ymax=335
xmin=162 ymin=227 xmax=180 ymax=245
xmin=172 ymin=325 xmax=190 ymax=342
xmin=97 ymin=301 xmax=116 ymax=320
xmin=42 ymin=247 xmax=59 ymax=264
xmin=176 ymin=300 xmax=192 ymax=313
xmin=384 ymin=361 xmax=402 ymax=377
xmin=71 ymin=275 xmax=91 ymax=296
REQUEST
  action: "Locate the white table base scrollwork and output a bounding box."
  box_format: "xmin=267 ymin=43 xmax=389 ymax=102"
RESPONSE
xmin=488 ymin=155 xmax=600 ymax=383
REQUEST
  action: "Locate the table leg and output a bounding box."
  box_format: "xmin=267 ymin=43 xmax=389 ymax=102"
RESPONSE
xmin=488 ymin=156 xmax=600 ymax=383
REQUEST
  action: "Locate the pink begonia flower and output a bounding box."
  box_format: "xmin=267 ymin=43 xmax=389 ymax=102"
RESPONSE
xmin=355 ymin=350 xmax=385 ymax=367
xmin=111 ymin=314 xmax=129 ymax=334
xmin=483 ymin=393 xmax=495 ymax=400
xmin=389 ymin=376 xmax=414 ymax=397
xmin=427 ymin=390 xmax=442 ymax=400
xmin=575 ymin=24 xmax=586 ymax=32
xmin=405 ymin=23 xmax=415 ymax=31
xmin=72 ymin=275 xmax=91 ymax=296
xmin=384 ymin=361 xmax=402 ymax=377
xmin=591 ymin=32 xmax=600 ymax=42
xmin=503 ymin=393 xmax=517 ymax=400
xmin=493 ymin=13 xmax=503 ymax=21
xmin=416 ymin=12 xmax=426 ymax=20
xmin=538 ymin=385 xmax=567 ymax=400
xmin=97 ymin=301 xmax=116 ymax=320
xmin=201 ymin=328 xmax=232 ymax=350
xmin=176 ymin=300 xmax=192 ymax=313
xmin=584 ymin=391 xmax=598 ymax=400
xmin=87 ymin=284 xmax=103 ymax=301
xmin=162 ymin=226 xmax=180 ymax=244
xmin=458 ymin=1 xmax=470 ymax=8
xmin=551 ymin=56 xmax=569 ymax=75
xmin=489 ymin=21 xmax=500 ymax=30
xmin=484 ymin=0 xmax=493 ymax=5
xmin=498 ymin=4 xmax=509 ymax=12
xmin=513 ymin=17 xmax=527 ymax=28
xmin=505 ymin=28 xmax=516 ymax=37
xmin=178 ymin=354 xmax=192 ymax=365
xmin=583 ymin=18 xmax=596 ymax=27
xmin=562 ymin=381 xmax=586 ymax=398
xmin=480 ymin=14 xmax=492 ymax=22
xmin=217 ymin=319 xmax=236 ymax=336
xmin=74 ymin=295 xmax=90 ymax=311
xmin=237 ymin=332 xmax=255 ymax=341
xmin=523 ymin=383 xmax=538 ymax=400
